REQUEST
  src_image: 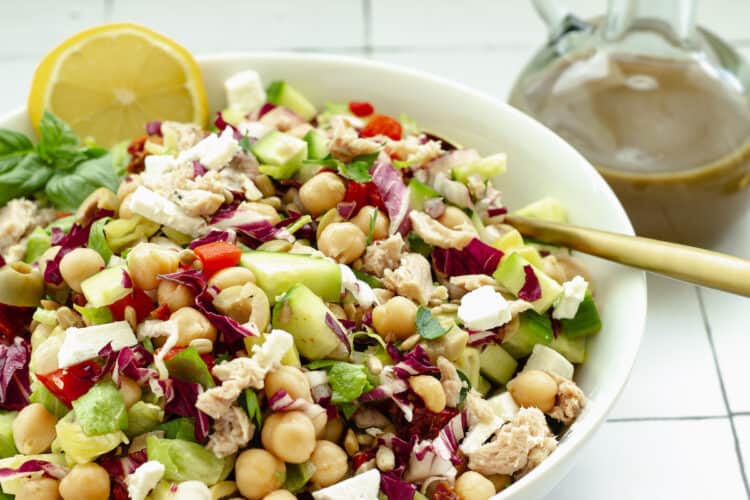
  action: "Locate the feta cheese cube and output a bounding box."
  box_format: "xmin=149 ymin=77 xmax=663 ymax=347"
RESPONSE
xmin=457 ymin=285 xmax=512 ymax=331
xmin=174 ymin=480 xmax=211 ymax=500
xmin=552 ymin=275 xmax=588 ymax=320
xmin=460 ymin=416 xmax=505 ymax=454
xmin=237 ymin=120 xmax=271 ymax=140
xmin=126 ymin=460 xmax=165 ymax=500
xmin=252 ymin=329 xmax=294 ymax=372
xmin=200 ymin=127 xmax=239 ymax=170
xmin=57 ymin=321 xmax=137 ymax=368
xmin=487 ymin=391 xmax=520 ymax=421
xmin=523 ymin=344 xmax=575 ymax=379
xmin=312 ymin=469 xmax=381 ymax=500
xmin=340 ymin=264 xmax=377 ymax=308
xmin=225 ymin=70 xmax=266 ymax=115
xmin=125 ymin=186 xmax=206 ymax=236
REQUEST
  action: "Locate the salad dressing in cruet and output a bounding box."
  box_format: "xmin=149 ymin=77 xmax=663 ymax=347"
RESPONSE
xmin=510 ymin=0 xmax=750 ymax=246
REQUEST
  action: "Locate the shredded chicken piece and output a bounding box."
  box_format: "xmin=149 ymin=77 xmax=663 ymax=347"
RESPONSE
xmin=173 ymin=189 xmax=225 ymax=217
xmin=467 ymin=407 xmax=557 ymax=477
xmin=437 ymin=356 xmax=462 ymax=407
xmin=260 ymin=107 xmax=306 ymax=132
xmin=328 ymin=116 xmax=382 ymax=163
xmin=449 ymin=274 xmax=501 ymax=293
xmin=288 ymin=123 xmax=314 ymax=139
xmin=409 ymin=211 xmax=474 ymax=250
xmin=383 ymin=253 xmax=434 ymax=305
xmin=386 ymin=136 xmax=443 ymax=167
xmin=161 ymin=121 xmax=205 ymax=152
xmin=466 ymin=173 xmax=486 ymax=199
xmin=197 ymin=358 xmax=268 ymax=418
xmin=465 ymin=391 xmax=497 ymax=425
xmin=206 ymin=405 xmax=255 ymax=458
xmin=362 ymin=234 xmax=405 ymax=277
xmin=0 ymin=199 xmax=55 ymax=259
xmin=546 ymin=371 xmax=586 ymax=424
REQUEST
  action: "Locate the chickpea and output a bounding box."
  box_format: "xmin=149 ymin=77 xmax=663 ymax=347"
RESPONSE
xmin=507 ymin=369 xmax=558 ymax=412
xmin=265 ymin=366 xmax=312 ymax=402
xmin=32 ymin=334 xmax=63 ymax=375
xmin=321 ymin=416 xmax=344 ymax=442
xmin=119 ymin=376 xmax=142 ymax=408
xmin=261 ymin=411 xmax=316 ymax=464
xmin=310 ymin=410 xmax=328 ymax=439
xmin=208 ymin=266 xmax=255 ymax=290
xmin=12 ymin=403 xmax=56 ymax=454
xmin=455 ymin=471 xmax=496 ymax=500
xmin=244 ymin=202 xmax=281 ymax=224
xmin=299 ymin=172 xmax=346 ymax=216
xmin=317 ymin=223 xmax=366 ymax=264
xmin=409 ymin=375 xmax=447 ymax=413
xmin=372 ymin=296 xmax=417 ymax=342
xmin=438 ymin=206 xmax=474 ymax=231
xmin=76 ymin=187 xmax=118 ymax=226
xmin=118 ymin=194 xmax=135 ymax=218
xmin=170 ymin=307 xmax=217 ymax=346
xmin=117 ymin=177 xmax=141 ymax=202
xmin=350 ymin=206 xmax=389 ymax=241
xmin=126 ymin=243 xmax=179 ymax=290
xmin=235 ymin=449 xmax=286 ymax=500
xmin=263 ymin=491 xmax=296 ymax=500
xmin=157 ymin=280 xmax=195 ymax=312
xmin=309 ymin=440 xmax=348 ymax=487
xmin=0 ymin=261 xmax=44 ymax=307
xmin=16 ymin=477 xmax=60 ymax=500
xmin=59 ymin=463 xmax=110 ymax=500
xmin=59 ymin=248 xmax=105 ymax=293
xmin=487 ymin=474 xmax=512 ymax=492
xmin=213 ymin=283 xmax=270 ymax=332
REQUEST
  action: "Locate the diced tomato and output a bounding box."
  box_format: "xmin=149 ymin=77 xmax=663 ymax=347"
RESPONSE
xmin=430 ymin=481 xmax=461 ymax=500
xmin=348 ymin=101 xmax=375 ymax=117
xmin=193 ymin=241 xmax=242 ymax=276
xmin=343 ymin=181 xmax=386 ymax=214
xmin=151 ymin=303 xmax=171 ymax=321
xmin=351 ymin=449 xmax=376 ymax=471
xmin=0 ymin=305 xmax=33 ymax=343
xmin=360 ymin=114 xmax=402 ymax=140
xmin=36 ymin=360 xmax=103 ymax=406
xmin=110 ymin=288 xmax=155 ymax=323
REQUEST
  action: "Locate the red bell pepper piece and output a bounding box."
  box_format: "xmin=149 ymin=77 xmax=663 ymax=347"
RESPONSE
xmin=343 ymin=181 xmax=386 ymax=214
xmin=193 ymin=241 xmax=242 ymax=276
xmin=360 ymin=114 xmax=402 ymax=140
xmin=348 ymin=101 xmax=374 ymax=117
xmin=36 ymin=359 xmax=103 ymax=407
xmin=110 ymin=288 xmax=154 ymax=323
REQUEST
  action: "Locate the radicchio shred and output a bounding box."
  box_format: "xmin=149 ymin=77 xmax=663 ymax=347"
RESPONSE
xmin=0 ymin=337 xmax=31 ymax=410
xmin=518 ymin=264 xmax=542 ymax=302
xmin=432 ymin=238 xmax=503 ymax=277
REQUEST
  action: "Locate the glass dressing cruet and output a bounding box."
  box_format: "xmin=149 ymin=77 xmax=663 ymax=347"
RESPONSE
xmin=509 ymin=0 xmax=750 ymax=246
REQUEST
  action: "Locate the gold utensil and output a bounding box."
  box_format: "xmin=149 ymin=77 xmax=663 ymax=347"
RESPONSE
xmin=505 ymin=214 xmax=750 ymax=297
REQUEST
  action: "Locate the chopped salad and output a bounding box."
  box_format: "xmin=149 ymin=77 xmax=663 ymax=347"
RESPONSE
xmin=0 ymin=69 xmax=602 ymax=500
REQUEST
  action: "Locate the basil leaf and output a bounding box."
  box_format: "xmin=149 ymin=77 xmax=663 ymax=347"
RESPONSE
xmin=244 ymin=389 xmax=262 ymax=427
xmin=339 ymin=153 xmax=378 ymax=183
xmin=37 ymin=111 xmax=81 ymax=165
xmin=0 ymin=154 xmax=53 ymax=205
xmin=416 ymin=306 xmax=450 ymax=340
xmin=45 ymin=153 xmax=118 ymax=211
xmin=327 ymin=362 xmax=373 ymax=403
xmin=87 ymin=217 xmax=113 ymax=264
xmin=0 ymin=129 xmax=33 ymax=168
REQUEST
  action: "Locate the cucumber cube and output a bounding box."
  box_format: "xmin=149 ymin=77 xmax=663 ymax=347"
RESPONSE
xmin=252 ymin=131 xmax=308 ymax=180
xmin=493 ymin=252 xmax=563 ymax=313
xmin=550 ymin=334 xmax=586 ymax=364
xmin=479 ymin=343 xmax=518 ymax=385
xmin=561 ymin=292 xmax=602 ymax=338
xmin=266 ymin=81 xmax=317 ymax=121
xmin=501 ymin=310 xmax=553 ymax=359
xmin=80 ymin=266 xmax=131 ymax=308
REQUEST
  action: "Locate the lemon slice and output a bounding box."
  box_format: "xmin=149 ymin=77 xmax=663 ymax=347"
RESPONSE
xmin=28 ymin=23 xmax=208 ymax=147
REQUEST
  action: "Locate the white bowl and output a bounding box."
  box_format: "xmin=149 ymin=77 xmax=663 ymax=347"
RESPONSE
xmin=0 ymin=53 xmax=646 ymax=499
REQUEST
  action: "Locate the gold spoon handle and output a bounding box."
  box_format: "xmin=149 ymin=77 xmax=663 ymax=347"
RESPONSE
xmin=504 ymin=214 xmax=750 ymax=297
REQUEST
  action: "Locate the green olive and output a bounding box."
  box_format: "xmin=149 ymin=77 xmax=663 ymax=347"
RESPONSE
xmin=0 ymin=262 xmax=44 ymax=307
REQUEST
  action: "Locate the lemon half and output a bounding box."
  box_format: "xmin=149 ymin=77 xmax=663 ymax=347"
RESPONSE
xmin=28 ymin=23 xmax=208 ymax=147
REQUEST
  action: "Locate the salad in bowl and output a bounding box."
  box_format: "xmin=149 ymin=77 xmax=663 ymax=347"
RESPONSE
xmin=0 ymin=66 xmax=601 ymax=500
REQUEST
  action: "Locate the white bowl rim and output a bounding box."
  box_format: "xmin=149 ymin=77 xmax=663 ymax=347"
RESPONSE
xmin=0 ymin=51 xmax=647 ymax=499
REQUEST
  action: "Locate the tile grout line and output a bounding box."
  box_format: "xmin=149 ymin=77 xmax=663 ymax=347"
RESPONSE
xmin=606 ymin=415 xmax=728 ymax=423
xmin=103 ymin=0 xmax=114 ymax=22
xmin=696 ymin=286 xmax=750 ymax=499
xmin=362 ymin=0 xmax=373 ymax=55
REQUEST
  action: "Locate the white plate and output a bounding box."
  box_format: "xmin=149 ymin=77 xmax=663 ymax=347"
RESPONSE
xmin=0 ymin=53 xmax=647 ymax=499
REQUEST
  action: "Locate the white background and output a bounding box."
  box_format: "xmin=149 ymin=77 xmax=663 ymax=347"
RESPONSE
xmin=1 ymin=1 xmax=750 ymax=499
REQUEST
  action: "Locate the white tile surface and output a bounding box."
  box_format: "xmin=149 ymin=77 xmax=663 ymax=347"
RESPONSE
xmin=0 ymin=0 xmax=107 ymax=57
xmin=370 ymin=48 xmax=534 ymax=100
xmin=109 ymin=0 xmax=365 ymax=51
xmin=547 ymin=419 xmax=747 ymax=500
xmin=701 ymin=289 xmax=750 ymax=413
xmin=733 ymin=416 xmax=750 ymax=475
xmin=609 ymin=275 xmax=726 ymax=419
